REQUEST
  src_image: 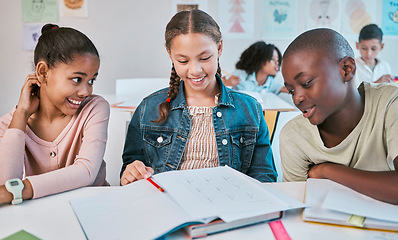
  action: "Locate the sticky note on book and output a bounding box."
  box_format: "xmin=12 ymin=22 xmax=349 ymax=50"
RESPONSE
xmin=347 ymin=214 xmax=366 ymax=227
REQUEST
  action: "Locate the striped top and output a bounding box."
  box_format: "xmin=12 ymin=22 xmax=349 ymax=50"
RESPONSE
xmin=178 ymin=106 xmax=219 ymax=170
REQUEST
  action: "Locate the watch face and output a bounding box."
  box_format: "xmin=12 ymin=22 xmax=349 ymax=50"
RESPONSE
xmin=10 ymin=180 xmax=19 ymax=186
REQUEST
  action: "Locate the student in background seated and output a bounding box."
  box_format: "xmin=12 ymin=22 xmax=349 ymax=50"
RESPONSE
xmin=280 ymin=28 xmax=398 ymax=204
xmin=0 ymin=24 xmax=110 ymax=205
xmin=120 ymin=10 xmax=277 ymax=185
xmin=354 ymin=24 xmax=393 ymax=88
xmin=221 ymin=41 xmax=288 ymax=94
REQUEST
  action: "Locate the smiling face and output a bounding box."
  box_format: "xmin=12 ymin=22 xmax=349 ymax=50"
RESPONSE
xmin=282 ymin=50 xmax=348 ymax=125
xmin=168 ymin=32 xmax=222 ymax=95
xmin=40 ymin=54 xmax=100 ymax=116
xmin=356 ymin=39 xmax=384 ymax=66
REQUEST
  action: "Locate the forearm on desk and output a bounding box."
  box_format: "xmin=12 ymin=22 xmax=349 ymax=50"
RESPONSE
xmin=0 ymin=179 xmax=33 ymax=205
xmin=312 ymin=160 xmax=398 ymax=205
xmin=0 ymin=129 xmax=26 ymax=184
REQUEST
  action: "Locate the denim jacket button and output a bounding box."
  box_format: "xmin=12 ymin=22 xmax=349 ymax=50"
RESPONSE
xmin=240 ymin=136 xmax=244 ymax=143
xmin=222 ymin=139 xmax=228 ymax=145
xmin=216 ymin=112 xmax=222 ymax=118
xmin=157 ymin=136 xmax=163 ymax=143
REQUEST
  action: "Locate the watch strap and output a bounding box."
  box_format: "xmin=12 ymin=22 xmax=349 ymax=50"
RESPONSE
xmin=5 ymin=178 xmax=24 ymax=205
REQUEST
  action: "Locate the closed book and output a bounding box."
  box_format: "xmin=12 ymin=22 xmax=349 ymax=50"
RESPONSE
xmin=186 ymin=211 xmax=282 ymax=238
xmin=303 ymin=178 xmax=398 ymax=231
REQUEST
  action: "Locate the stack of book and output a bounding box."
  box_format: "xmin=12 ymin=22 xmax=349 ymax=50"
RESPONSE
xmin=303 ymin=178 xmax=398 ymax=231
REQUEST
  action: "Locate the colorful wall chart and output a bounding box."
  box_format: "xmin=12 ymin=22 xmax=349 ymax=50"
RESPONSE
xmin=341 ymin=0 xmax=377 ymax=38
xmin=306 ymin=0 xmax=342 ymax=31
xmin=172 ymin=0 xmax=208 ymax=13
xmin=263 ymin=0 xmax=298 ymax=39
xmin=23 ymin=24 xmax=42 ymax=51
xmin=61 ymin=0 xmax=88 ymax=18
xmin=218 ymin=0 xmax=254 ymax=39
xmin=22 ymin=0 xmax=58 ymax=23
xmin=382 ymin=0 xmax=398 ymax=36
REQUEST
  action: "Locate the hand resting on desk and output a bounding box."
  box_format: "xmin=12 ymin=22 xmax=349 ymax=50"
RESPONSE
xmin=221 ymin=75 xmax=240 ymax=87
xmin=308 ymin=160 xmax=398 ymax=205
xmin=375 ymin=74 xmax=394 ymax=84
xmin=120 ymin=160 xmax=154 ymax=186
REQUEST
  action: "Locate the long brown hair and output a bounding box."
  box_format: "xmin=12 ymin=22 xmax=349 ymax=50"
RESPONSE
xmin=154 ymin=9 xmax=222 ymax=123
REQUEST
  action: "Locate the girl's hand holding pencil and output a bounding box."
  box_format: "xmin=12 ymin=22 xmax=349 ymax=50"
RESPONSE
xmin=120 ymin=160 xmax=154 ymax=186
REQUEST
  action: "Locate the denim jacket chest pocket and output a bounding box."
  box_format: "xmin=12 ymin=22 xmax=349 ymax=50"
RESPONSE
xmin=142 ymin=129 xmax=174 ymax=172
xmin=230 ymin=130 xmax=256 ymax=171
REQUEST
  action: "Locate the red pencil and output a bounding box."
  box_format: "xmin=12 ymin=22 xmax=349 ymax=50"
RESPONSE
xmin=147 ymin=178 xmax=165 ymax=192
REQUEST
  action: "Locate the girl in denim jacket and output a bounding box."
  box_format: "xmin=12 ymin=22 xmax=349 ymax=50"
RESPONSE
xmin=120 ymin=10 xmax=277 ymax=185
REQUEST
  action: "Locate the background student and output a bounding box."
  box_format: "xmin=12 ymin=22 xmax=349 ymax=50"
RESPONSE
xmin=0 ymin=24 xmax=110 ymax=205
xmin=354 ymin=24 xmax=393 ymax=87
xmin=120 ymin=10 xmax=277 ymax=185
xmin=280 ymin=28 xmax=398 ymax=204
xmin=221 ymin=41 xmax=288 ymax=94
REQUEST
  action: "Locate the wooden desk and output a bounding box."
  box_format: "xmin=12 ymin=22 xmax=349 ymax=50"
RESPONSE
xmin=1 ymin=182 xmax=395 ymax=240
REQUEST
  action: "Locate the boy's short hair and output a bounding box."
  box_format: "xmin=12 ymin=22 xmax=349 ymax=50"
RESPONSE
xmin=283 ymin=28 xmax=354 ymax=63
xmin=358 ymin=24 xmax=383 ymax=42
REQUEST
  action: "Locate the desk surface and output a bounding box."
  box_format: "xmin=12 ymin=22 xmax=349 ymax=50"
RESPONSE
xmin=1 ymin=182 xmax=396 ymax=240
xmin=105 ymin=91 xmax=296 ymax=112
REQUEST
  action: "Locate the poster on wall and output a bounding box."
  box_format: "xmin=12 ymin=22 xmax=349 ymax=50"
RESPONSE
xmin=22 ymin=0 xmax=58 ymax=23
xmin=381 ymin=0 xmax=398 ymax=36
xmin=218 ymin=0 xmax=255 ymax=39
xmin=23 ymin=24 xmax=43 ymax=51
xmin=61 ymin=0 xmax=88 ymax=18
xmin=172 ymin=0 xmax=208 ymax=13
xmin=305 ymin=0 xmax=342 ymax=32
xmin=341 ymin=0 xmax=377 ymax=39
xmin=263 ymin=0 xmax=298 ymax=39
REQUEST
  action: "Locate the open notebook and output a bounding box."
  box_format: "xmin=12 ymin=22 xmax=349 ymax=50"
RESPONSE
xmin=303 ymin=178 xmax=398 ymax=231
xmin=70 ymin=166 xmax=305 ymax=239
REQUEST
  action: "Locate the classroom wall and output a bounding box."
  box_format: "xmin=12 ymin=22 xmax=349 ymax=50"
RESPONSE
xmin=1 ymin=0 xmax=397 ymax=115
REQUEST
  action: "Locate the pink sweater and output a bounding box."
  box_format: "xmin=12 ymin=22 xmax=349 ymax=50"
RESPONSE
xmin=0 ymin=95 xmax=110 ymax=199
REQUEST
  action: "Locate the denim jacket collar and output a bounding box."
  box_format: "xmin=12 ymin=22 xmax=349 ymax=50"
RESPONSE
xmin=170 ymin=75 xmax=235 ymax=111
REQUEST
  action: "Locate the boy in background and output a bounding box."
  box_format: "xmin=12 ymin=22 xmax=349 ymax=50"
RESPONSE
xmin=355 ymin=24 xmax=393 ymax=87
xmin=280 ymin=28 xmax=398 ymax=205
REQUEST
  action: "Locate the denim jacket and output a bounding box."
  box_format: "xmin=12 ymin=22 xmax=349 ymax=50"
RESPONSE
xmin=121 ymin=76 xmax=277 ymax=182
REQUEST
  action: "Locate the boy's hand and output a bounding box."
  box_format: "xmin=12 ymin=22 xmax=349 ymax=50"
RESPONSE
xmin=120 ymin=160 xmax=154 ymax=186
xmin=375 ymin=74 xmax=394 ymax=84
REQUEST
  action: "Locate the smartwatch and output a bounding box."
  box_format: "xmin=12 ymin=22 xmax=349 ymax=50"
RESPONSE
xmin=5 ymin=178 xmax=24 ymax=205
